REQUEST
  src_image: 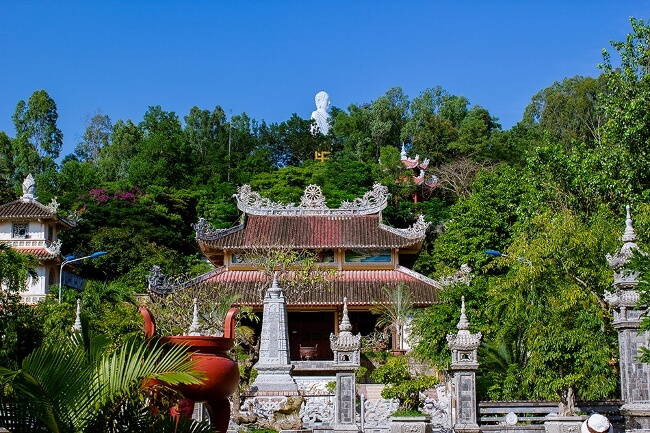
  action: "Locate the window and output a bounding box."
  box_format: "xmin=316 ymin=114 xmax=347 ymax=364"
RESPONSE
xmin=12 ymin=222 xmax=29 ymax=238
xmin=48 ymin=269 xmax=55 ymax=288
xmin=48 ymin=225 xmax=54 ymax=241
xmin=344 ymin=249 xmax=391 ymax=263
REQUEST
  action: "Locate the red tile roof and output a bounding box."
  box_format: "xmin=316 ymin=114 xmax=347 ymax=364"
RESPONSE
xmin=189 ymin=266 xmax=439 ymax=308
xmin=16 ymin=248 xmax=59 ymax=260
xmin=198 ymin=214 xmax=424 ymax=250
xmin=0 ymin=199 xmax=74 ymax=228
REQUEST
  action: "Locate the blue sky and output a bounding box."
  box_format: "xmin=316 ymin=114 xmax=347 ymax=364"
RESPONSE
xmin=1 ymin=1 xmax=649 ymax=158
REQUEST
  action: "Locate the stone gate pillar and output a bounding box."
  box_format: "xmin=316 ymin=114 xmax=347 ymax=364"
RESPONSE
xmin=447 ymin=296 xmax=482 ymax=433
xmin=605 ymin=206 xmax=650 ymax=433
xmin=330 ymin=297 xmax=362 ymax=433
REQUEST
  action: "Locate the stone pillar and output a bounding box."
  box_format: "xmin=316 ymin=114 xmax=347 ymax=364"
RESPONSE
xmin=446 ymin=296 xmax=482 ymax=433
xmin=250 ymin=274 xmax=298 ymax=394
xmin=330 ymin=297 xmax=361 ymax=433
xmin=605 ymin=206 xmax=650 ymax=433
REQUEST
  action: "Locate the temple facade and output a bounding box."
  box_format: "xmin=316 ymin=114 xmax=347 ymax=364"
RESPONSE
xmin=0 ymin=175 xmax=75 ymax=303
xmin=150 ymin=183 xmax=440 ymax=360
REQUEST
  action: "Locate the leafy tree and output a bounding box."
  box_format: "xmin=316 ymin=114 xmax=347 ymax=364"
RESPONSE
xmin=11 ymin=90 xmax=63 ymax=180
xmin=184 ymin=105 xmax=229 ymax=184
xmin=599 ymin=17 xmax=650 ymax=203
xmin=97 ymin=119 xmax=142 ymax=182
xmin=0 ymin=244 xmax=40 ymax=369
xmin=523 ymin=75 xmax=607 ymax=147
xmin=75 ymin=112 xmax=112 ymax=166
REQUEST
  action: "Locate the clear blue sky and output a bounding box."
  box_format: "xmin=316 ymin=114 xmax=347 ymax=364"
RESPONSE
xmin=1 ymin=1 xmax=648 ymax=158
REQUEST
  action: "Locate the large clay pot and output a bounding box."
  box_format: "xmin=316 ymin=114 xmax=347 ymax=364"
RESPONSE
xmin=140 ymin=307 xmax=240 ymax=433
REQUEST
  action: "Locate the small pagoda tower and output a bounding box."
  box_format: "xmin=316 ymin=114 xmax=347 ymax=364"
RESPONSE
xmin=330 ymin=297 xmax=362 ymax=366
xmin=0 ymin=174 xmax=76 ymax=303
xmin=446 ymin=296 xmax=482 ymax=433
xmin=604 ymin=206 xmax=650 ymax=433
xmin=250 ymin=274 xmax=298 ymax=394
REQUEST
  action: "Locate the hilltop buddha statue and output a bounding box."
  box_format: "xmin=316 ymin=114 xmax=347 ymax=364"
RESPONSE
xmin=310 ymin=91 xmax=331 ymax=135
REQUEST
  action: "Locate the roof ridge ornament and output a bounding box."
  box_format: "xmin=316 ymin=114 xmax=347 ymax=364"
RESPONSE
xmin=606 ymin=205 xmax=640 ymax=271
xmin=234 ymin=183 xmax=389 ymax=216
xmin=21 ymin=174 xmax=36 ymax=201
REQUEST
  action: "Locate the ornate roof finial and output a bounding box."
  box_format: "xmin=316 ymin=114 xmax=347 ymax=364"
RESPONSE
xmin=21 ymin=174 xmax=36 ymax=201
xmin=457 ymin=296 xmax=470 ymax=332
xmin=623 ymin=205 xmax=637 ymax=243
xmin=339 ymin=297 xmax=352 ymax=333
xmin=188 ymin=298 xmax=202 ymax=336
xmin=267 ymin=272 xmax=282 ymax=299
xmin=72 ymin=299 xmax=82 ymax=331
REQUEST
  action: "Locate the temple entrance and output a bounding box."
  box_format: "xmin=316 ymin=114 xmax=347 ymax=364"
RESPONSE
xmin=288 ymin=312 xmax=334 ymax=360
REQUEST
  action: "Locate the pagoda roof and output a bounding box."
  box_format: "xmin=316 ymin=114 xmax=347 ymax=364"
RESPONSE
xmin=150 ymin=266 xmax=440 ymax=308
xmin=196 ymin=213 xmax=429 ymax=251
xmin=195 ymin=183 xmax=429 ymax=253
xmin=16 ymin=247 xmax=60 ymax=261
xmin=0 ymin=198 xmax=75 ymax=229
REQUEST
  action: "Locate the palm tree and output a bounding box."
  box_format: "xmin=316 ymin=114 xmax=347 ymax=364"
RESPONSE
xmin=370 ymin=283 xmax=414 ymax=351
xmin=0 ymin=322 xmax=213 ymax=432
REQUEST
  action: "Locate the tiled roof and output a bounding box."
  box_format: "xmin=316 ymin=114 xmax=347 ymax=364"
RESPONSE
xmin=0 ymin=199 xmax=74 ymax=228
xmin=191 ymin=266 xmax=439 ymax=308
xmin=16 ymin=248 xmax=59 ymax=260
xmin=198 ymin=214 xmax=424 ymax=250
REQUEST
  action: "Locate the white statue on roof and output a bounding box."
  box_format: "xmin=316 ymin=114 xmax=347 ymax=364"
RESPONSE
xmin=22 ymin=174 xmax=36 ymax=201
xmin=310 ymin=91 xmax=331 ymax=135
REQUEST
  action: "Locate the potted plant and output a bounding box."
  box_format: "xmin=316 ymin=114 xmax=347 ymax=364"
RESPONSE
xmin=370 ymin=355 xmax=438 ymax=433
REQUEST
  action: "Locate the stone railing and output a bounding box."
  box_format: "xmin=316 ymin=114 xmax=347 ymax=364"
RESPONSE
xmin=478 ymin=400 xmax=623 ymax=433
xmin=20 ymin=294 xmax=47 ymax=304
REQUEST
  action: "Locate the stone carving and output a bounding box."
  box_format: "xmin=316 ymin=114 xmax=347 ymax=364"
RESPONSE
xmin=362 ymin=398 xmax=400 ymax=429
xmin=311 ymin=91 xmax=331 ymax=135
xmin=46 ymin=198 xmax=60 ymax=212
xmin=71 ymin=299 xmax=82 ymax=331
xmin=230 ymin=183 xmax=390 ymax=217
xmin=45 ymin=239 xmax=62 ymax=256
xmin=146 ymin=265 xmax=224 ymax=296
xmin=380 ymin=214 xmax=431 ymax=240
xmin=22 ymin=174 xmax=36 ymax=200
xmin=439 ymin=264 xmax=473 ymax=287
xmin=300 ymin=395 xmax=335 ymax=428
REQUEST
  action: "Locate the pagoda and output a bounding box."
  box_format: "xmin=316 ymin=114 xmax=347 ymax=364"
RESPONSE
xmin=150 ymin=183 xmax=440 ymax=360
xmin=0 ymin=175 xmax=76 ymax=303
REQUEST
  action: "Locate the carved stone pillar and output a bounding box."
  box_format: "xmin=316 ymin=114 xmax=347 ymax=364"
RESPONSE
xmin=605 ymin=206 xmax=650 ymax=433
xmin=330 ymin=297 xmax=361 ymax=433
xmin=250 ymin=274 xmax=298 ymax=394
xmin=447 ymin=296 xmax=482 ymax=433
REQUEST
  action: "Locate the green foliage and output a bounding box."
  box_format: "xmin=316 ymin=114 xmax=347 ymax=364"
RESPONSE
xmin=0 ymin=325 xmax=211 ymax=432
xmin=370 ymin=356 xmax=438 ymax=412
xmin=0 ymin=245 xmax=41 ymax=369
xmin=11 ymin=89 xmax=62 ymax=180
xmin=370 ymin=284 xmax=414 ymax=350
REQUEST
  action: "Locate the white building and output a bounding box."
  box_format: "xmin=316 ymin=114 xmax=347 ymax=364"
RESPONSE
xmin=0 ymin=174 xmax=75 ymax=303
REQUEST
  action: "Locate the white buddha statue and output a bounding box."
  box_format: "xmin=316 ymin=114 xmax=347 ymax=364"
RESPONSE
xmin=310 ymin=91 xmax=331 ymax=135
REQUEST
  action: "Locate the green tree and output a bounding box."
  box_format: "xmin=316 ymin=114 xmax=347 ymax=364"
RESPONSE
xmin=0 ymin=244 xmax=40 ymax=369
xmin=599 ymin=17 xmax=650 ymax=203
xmin=11 ymin=90 xmax=63 ymax=179
xmin=75 ymin=112 xmax=112 ymax=166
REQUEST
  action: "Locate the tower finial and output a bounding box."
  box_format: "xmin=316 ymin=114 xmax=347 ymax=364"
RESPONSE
xmin=623 ymin=205 xmax=637 ymax=243
xmin=188 ymin=298 xmax=202 ymax=336
xmin=72 ymin=299 xmax=82 ymax=331
xmin=457 ymin=296 xmax=470 ymax=332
